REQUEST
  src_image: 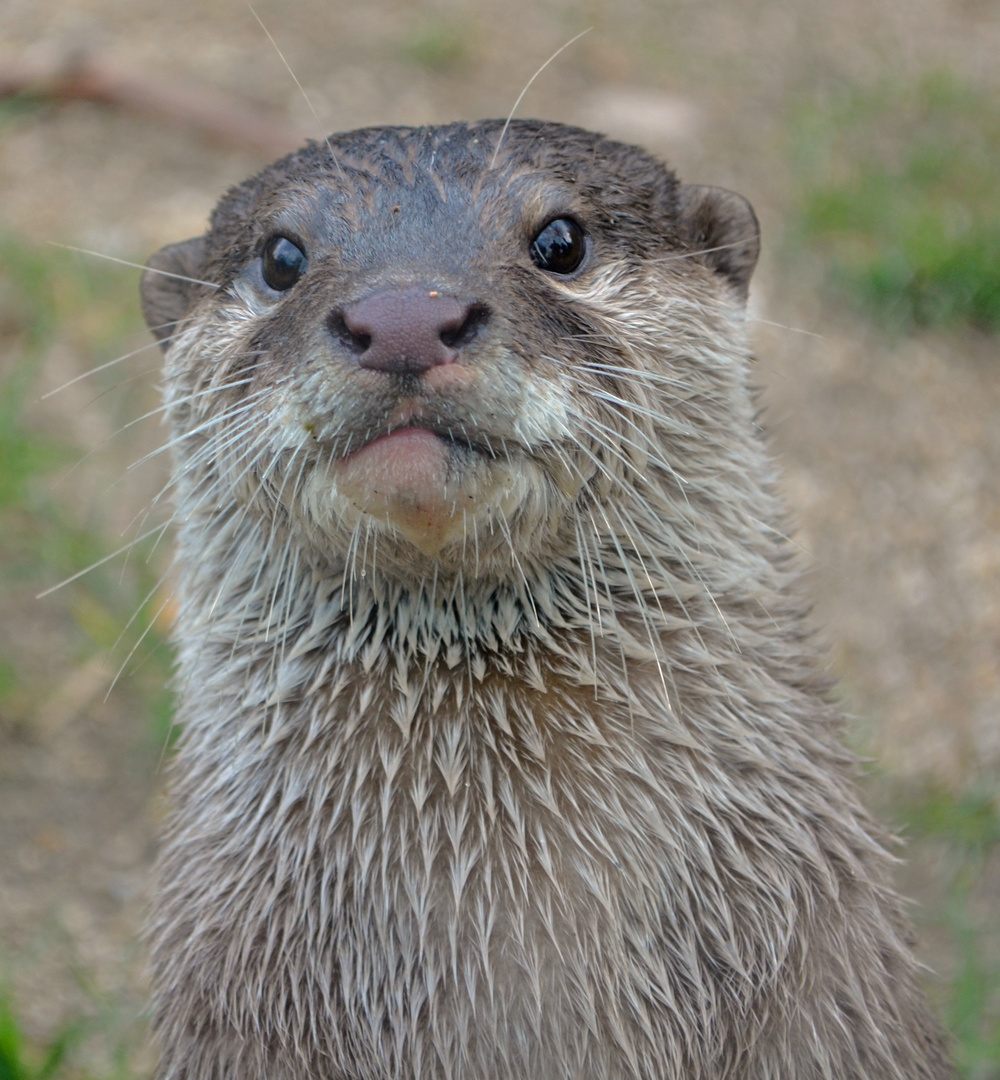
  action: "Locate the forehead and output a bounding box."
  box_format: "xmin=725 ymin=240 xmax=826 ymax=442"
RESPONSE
xmin=206 ymin=120 xmax=678 ymax=272
xmin=260 ymin=173 xmax=572 ymax=272
xmin=297 ymin=120 xmax=626 ymax=185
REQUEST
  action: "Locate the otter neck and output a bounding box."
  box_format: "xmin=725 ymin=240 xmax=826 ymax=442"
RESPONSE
xmin=170 ymin=504 xmax=704 ymax=732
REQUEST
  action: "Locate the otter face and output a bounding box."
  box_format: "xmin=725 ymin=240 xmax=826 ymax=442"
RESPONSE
xmin=141 ymin=120 xmax=758 ymax=582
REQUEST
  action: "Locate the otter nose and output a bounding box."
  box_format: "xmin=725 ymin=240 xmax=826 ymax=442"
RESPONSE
xmin=334 ymin=289 xmax=488 ymax=374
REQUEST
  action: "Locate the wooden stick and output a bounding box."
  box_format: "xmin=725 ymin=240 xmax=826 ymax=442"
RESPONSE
xmin=0 ymin=51 xmax=305 ymax=157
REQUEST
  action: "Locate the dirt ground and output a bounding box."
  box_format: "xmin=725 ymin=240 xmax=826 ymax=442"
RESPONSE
xmin=0 ymin=0 xmax=998 ymax=1072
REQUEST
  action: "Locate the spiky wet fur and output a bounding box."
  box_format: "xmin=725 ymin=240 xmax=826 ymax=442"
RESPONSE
xmin=143 ymin=120 xmax=953 ymax=1078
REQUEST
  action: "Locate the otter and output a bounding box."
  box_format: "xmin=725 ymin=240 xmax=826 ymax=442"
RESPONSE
xmin=139 ymin=119 xmax=954 ymax=1079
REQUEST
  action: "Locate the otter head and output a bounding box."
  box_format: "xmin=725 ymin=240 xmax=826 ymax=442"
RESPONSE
xmin=141 ymin=120 xmax=759 ymax=586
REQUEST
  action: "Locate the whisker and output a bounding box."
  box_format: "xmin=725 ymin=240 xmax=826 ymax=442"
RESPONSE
xmin=248 ymin=4 xmax=345 ymax=181
xmin=649 ymin=238 xmax=755 ymax=265
xmin=573 ymin=358 xmax=692 ymax=392
xmin=124 ymin=387 xmax=272 ymax=472
xmin=561 ymin=401 xmax=691 ymax=504
xmin=109 ymin=565 xmax=175 ymax=660
xmin=583 ymin=508 xmax=636 ymax=728
xmin=122 ymin=411 xmax=264 ymax=542
xmin=495 ymin=511 xmax=538 ymax=628
xmin=57 ymin=382 xmax=267 ymax=485
xmin=748 ymin=315 xmax=826 ymax=340
xmin=106 ymin=592 xmax=175 ymax=701
xmin=104 ymin=376 xmax=259 ymax=447
xmin=489 ymin=29 xmax=592 ymax=169
xmin=571 ymin=513 xmax=601 ymax=694
xmin=41 ymin=337 xmax=167 ymax=399
xmin=46 ymin=241 xmax=219 ymax=289
xmin=37 ymin=521 xmax=172 ymax=598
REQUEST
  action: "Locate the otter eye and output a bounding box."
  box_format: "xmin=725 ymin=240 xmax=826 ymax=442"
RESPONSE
xmin=529 ymin=218 xmax=587 ymax=275
xmin=261 ymin=236 xmax=307 ymax=291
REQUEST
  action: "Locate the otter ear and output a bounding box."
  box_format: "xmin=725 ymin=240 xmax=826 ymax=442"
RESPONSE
xmin=676 ymin=185 xmax=760 ymax=303
xmin=141 ymin=237 xmax=208 ymax=351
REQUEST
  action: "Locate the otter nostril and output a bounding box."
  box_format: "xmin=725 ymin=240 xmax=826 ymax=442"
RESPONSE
xmin=439 ymin=303 xmax=490 ymax=350
xmin=328 ymin=311 xmax=371 ymax=356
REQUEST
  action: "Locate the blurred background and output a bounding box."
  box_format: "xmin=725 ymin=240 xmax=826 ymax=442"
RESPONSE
xmin=0 ymin=0 xmax=998 ymax=1076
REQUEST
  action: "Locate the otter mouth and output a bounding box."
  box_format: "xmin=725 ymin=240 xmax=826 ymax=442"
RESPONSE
xmin=341 ymin=423 xmax=495 ymax=463
xmin=329 ymin=423 xmax=502 ymax=556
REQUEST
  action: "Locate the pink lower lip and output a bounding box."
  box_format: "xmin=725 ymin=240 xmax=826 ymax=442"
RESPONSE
xmin=332 ymin=425 xmax=473 ymax=556
xmin=343 ymin=425 xmax=443 ymax=461
xmin=336 ymin=425 xmax=451 ymax=498
xmin=373 ymin=425 xmax=440 ymax=447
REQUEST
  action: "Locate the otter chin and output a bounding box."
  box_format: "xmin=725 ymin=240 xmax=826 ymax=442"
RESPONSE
xmin=334 ymin=425 xmax=478 ymax=556
xmin=140 ymin=120 xmax=954 ymax=1080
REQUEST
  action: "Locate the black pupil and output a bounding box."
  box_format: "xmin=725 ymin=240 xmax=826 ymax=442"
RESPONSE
xmin=262 ymin=236 xmax=306 ymax=291
xmin=530 ymin=218 xmax=586 ymax=275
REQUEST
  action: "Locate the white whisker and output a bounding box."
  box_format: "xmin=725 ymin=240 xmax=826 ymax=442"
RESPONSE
xmin=46 ymin=241 xmax=219 ymax=289
xmin=37 ymin=522 xmax=172 ymax=598
xmin=489 ymin=29 xmax=592 ymax=169
xmin=748 ymin=315 xmax=826 ymax=339
xmin=41 ymin=338 xmax=167 ymax=399
xmin=248 ymin=4 xmax=344 ymax=180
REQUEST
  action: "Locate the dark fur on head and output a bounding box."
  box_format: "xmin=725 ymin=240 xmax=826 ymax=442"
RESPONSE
xmin=141 ymin=120 xmax=952 ymax=1079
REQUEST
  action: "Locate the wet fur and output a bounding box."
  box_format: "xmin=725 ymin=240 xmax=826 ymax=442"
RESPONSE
xmin=142 ymin=120 xmax=953 ymax=1079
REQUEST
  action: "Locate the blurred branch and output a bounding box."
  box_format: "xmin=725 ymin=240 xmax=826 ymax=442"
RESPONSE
xmin=0 ymin=50 xmax=303 ymax=156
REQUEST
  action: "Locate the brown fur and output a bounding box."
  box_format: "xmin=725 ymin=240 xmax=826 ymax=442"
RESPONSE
xmin=141 ymin=119 xmax=954 ymax=1079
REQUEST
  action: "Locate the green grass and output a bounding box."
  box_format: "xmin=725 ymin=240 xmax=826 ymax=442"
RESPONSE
xmin=0 ymin=234 xmax=170 ymax=1076
xmin=0 ymin=984 xmax=143 ymax=1080
xmin=0 ymin=995 xmax=77 ymax=1080
xmin=892 ymin=785 xmax=1000 ymax=1078
xmin=0 ymin=232 xmax=175 ymax=700
xmin=789 ymin=73 xmax=1000 ymax=333
xmin=401 ymin=18 xmax=472 ymax=71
